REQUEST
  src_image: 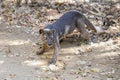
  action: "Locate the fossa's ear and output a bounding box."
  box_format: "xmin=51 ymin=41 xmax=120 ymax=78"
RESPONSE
xmin=39 ymin=29 xmax=44 ymax=34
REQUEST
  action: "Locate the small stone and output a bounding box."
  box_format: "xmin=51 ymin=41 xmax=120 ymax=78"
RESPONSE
xmin=9 ymin=73 xmax=16 ymax=78
xmin=90 ymin=68 xmax=100 ymax=73
xmin=85 ymin=47 xmax=92 ymax=52
xmin=49 ymin=64 xmax=59 ymax=71
xmin=65 ymin=56 xmax=71 ymax=59
xmin=40 ymin=66 xmax=49 ymax=71
xmin=77 ymin=60 xmax=87 ymax=65
xmin=107 ymin=78 xmax=113 ymax=80
xmin=0 ymin=60 xmax=4 ymax=64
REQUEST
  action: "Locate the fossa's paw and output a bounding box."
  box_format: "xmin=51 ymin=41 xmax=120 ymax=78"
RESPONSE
xmin=49 ymin=58 xmax=57 ymax=64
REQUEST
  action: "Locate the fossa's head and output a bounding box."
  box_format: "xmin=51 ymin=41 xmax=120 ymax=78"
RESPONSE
xmin=39 ymin=28 xmax=55 ymax=47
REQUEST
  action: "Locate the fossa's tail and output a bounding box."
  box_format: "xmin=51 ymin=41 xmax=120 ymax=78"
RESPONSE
xmin=84 ymin=17 xmax=97 ymax=32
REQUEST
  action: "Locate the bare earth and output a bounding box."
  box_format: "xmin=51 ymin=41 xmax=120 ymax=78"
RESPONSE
xmin=0 ymin=24 xmax=120 ymax=80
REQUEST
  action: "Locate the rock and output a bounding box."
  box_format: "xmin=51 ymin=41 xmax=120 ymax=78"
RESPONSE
xmin=49 ymin=64 xmax=59 ymax=71
xmin=76 ymin=60 xmax=87 ymax=65
xmin=51 ymin=77 xmax=58 ymax=80
xmin=0 ymin=60 xmax=4 ymax=64
xmin=9 ymin=73 xmax=16 ymax=78
xmin=40 ymin=66 xmax=49 ymax=71
xmin=85 ymin=47 xmax=92 ymax=52
xmin=107 ymin=78 xmax=113 ymax=80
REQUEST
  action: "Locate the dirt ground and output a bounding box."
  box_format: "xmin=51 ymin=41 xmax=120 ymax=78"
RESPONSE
xmin=0 ymin=22 xmax=120 ymax=80
xmin=0 ymin=0 xmax=120 ymax=79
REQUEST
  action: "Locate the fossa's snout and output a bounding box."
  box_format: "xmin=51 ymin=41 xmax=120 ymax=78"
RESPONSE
xmin=46 ymin=39 xmax=53 ymax=46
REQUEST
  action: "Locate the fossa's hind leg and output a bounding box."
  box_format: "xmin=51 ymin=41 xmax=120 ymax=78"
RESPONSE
xmin=76 ymin=19 xmax=91 ymax=43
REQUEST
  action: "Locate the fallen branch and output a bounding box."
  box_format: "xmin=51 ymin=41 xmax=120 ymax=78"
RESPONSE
xmin=80 ymin=3 xmax=105 ymax=17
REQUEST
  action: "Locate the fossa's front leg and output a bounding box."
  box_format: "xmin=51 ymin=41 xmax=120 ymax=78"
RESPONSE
xmin=50 ymin=36 xmax=60 ymax=64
